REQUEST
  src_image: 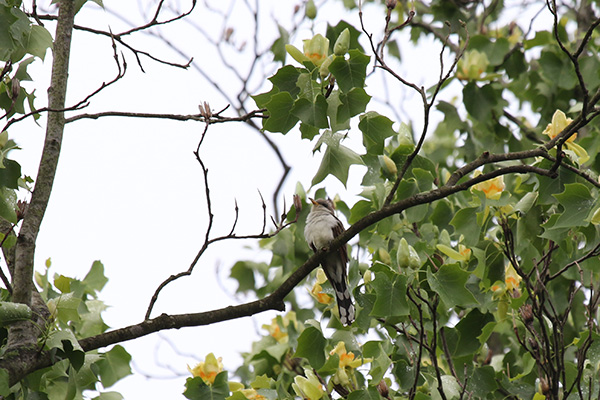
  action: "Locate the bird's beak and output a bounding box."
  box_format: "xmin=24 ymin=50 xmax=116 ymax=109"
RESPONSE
xmin=309 ymin=198 xmax=318 ymax=206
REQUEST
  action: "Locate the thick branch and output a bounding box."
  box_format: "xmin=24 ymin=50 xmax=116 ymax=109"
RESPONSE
xmin=7 ymin=0 xmax=75 ymax=350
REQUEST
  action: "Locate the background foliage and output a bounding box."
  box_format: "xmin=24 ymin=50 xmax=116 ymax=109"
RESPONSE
xmin=1 ymin=0 xmax=600 ymax=399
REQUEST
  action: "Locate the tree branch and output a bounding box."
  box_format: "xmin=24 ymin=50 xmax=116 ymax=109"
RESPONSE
xmin=8 ymin=0 xmax=75 ymax=350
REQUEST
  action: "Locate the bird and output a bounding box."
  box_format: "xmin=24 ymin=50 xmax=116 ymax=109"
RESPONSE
xmin=304 ymin=197 xmax=355 ymax=326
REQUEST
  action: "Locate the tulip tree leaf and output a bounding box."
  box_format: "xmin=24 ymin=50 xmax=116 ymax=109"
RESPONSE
xmin=294 ymin=326 xmax=326 ymax=368
xmin=552 ymin=183 xmax=594 ymax=228
xmin=296 ymin=72 xmax=321 ymax=101
xmin=271 ymin=24 xmax=289 ymax=64
xmin=97 ymin=345 xmax=132 ymax=388
xmin=450 ymin=207 xmax=480 ymax=247
xmin=370 ymin=272 xmax=409 ymax=317
xmin=311 ymin=133 xmax=363 ymax=187
xmin=463 ymin=82 xmax=497 ymax=121
xmin=183 ymin=372 xmax=229 ymax=400
xmin=327 ymin=91 xmax=351 ymax=133
xmin=291 ymin=95 xmax=329 ymax=128
xmin=329 ymin=50 xmax=370 ymax=93
xmin=263 ymin=92 xmax=299 ymax=134
xmin=337 ymin=87 xmax=371 ymax=123
xmin=358 ymin=112 xmax=396 ymax=155
xmin=427 ymin=264 xmax=478 ymax=308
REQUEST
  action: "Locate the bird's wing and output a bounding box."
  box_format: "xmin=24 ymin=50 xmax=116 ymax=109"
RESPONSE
xmin=332 ymin=217 xmax=348 ymax=264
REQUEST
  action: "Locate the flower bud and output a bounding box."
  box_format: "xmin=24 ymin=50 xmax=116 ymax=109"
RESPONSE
xmin=319 ymin=55 xmax=334 ymax=80
xmin=397 ymin=238 xmax=410 ymax=268
xmin=379 ymin=155 xmax=397 ymax=180
xmin=378 ymin=248 xmax=391 ymax=265
xmin=305 ymin=0 xmax=317 ymax=19
xmin=333 ymin=28 xmax=350 ymax=56
xmin=11 ymin=78 xmax=20 ymax=99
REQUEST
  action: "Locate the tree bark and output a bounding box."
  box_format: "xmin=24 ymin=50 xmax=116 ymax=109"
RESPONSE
xmin=4 ymin=0 xmax=75 ymax=369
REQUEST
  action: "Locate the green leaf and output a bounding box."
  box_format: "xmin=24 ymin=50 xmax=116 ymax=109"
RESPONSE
xmin=97 ymin=345 xmax=132 ymax=388
xmin=26 ymin=25 xmax=53 ymax=60
xmin=230 ymin=261 xmax=258 ymax=293
xmin=184 ymin=372 xmax=230 ymax=400
xmin=326 ymin=91 xmax=351 ymax=133
xmin=453 ymin=309 xmax=493 ymax=356
xmin=427 ymin=264 xmax=478 ymax=308
xmin=539 ymin=50 xmax=577 ymax=90
xmin=290 ymin=95 xmax=329 ymax=128
xmin=93 ymin=392 xmax=124 ymax=400
xmin=363 ymin=341 xmax=391 ymax=383
xmin=0 ymin=187 xmax=17 ymax=224
xmin=347 ymin=387 xmax=382 ymax=400
xmin=0 ymin=369 xmax=9 ymax=397
xmin=311 ymin=132 xmax=363 ymax=187
xmin=463 ymin=82 xmax=497 ymax=121
xmin=294 ymin=325 xmax=326 ymax=368
xmin=552 ymin=183 xmax=594 ymax=228
xmin=370 ymin=272 xmax=409 ymax=317
xmin=263 ymin=92 xmax=299 ymax=134
xmin=299 ymin=121 xmax=320 ymax=140
xmin=337 ymin=87 xmax=371 ymax=123
xmin=450 ymin=207 xmax=480 ymax=246
xmin=465 ymin=366 xmax=498 ymax=399
xmin=329 ymin=50 xmax=370 ymax=93
xmin=0 ymin=158 xmax=21 ymax=189
xmin=83 ymin=260 xmax=109 ymax=294
xmin=50 ymin=292 xmax=81 ymax=324
xmin=54 ymin=274 xmax=72 ymax=293
xmin=270 ymin=24 xmax=289 ymax=64
xmin=358 ymin=112 xmax=396 ymax=155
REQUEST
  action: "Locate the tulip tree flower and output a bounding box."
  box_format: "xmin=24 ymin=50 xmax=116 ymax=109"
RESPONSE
xmin=328 ymin=342 xmax=373 ymax=388
xmin=504 ymin=264 xmax=521 ymax=291
xmin=292 ymin=368 xmax=324 ymax=400
xmin=436 ymin=243 xmax=471 ymax=262
xmin=188 ymin=353 xmax=223 ymax=385
xmin=456 ymin=50 xmax=490 ymax=80
xmin=262 ymin=312 xmax=298 ymax=344
xmin=542 ymin=109 xmax=589 ymax=165
xmin=471 ymin=170 xmax=505 ymax=200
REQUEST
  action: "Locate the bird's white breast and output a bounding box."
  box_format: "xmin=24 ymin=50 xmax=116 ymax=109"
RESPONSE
xmin=304 ymin=210 xmax=338 ymax=250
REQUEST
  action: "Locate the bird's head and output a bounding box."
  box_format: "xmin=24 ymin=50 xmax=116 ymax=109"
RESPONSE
xmin=309 ymin=197 xmax=335 ymax=213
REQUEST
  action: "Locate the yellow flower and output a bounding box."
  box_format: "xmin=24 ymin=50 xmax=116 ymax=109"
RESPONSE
xmin=542 ymin=109 xmax=589 ymax=164
xmin=505 ymin=263 xmax=521 ymax=292
xmin=236 ymin=388 xmax=266 ymax=400
xmin=303 ymin=34 xmax=329 ymax=66
xmin=262 ymin=312 xmax=298 ymax=343
xmin=309 ymin=268 xmax=333 ymax=304
xmin=292 ymin=368 xmax=324 ymax=400
xmin=456 ymin=50 xmax=489 ymax=80
xmin=329 ymin=342 xmax=372 ymax=369
xmin=188 ymin=353 xmax=223 ymax=384
xmin=471 ymin=170 xmax=505 ymax=200
xmin=310 ymin=282 xmax=334 ymax=305
xmin=436 ymin=244 xmax=471 ymax=262
xmin=543 ymin=110 xmax=576 ymax=142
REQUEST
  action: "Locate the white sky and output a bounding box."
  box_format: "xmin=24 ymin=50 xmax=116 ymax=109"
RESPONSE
xmin=7 ymin=0 xmax=553 ymax=398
